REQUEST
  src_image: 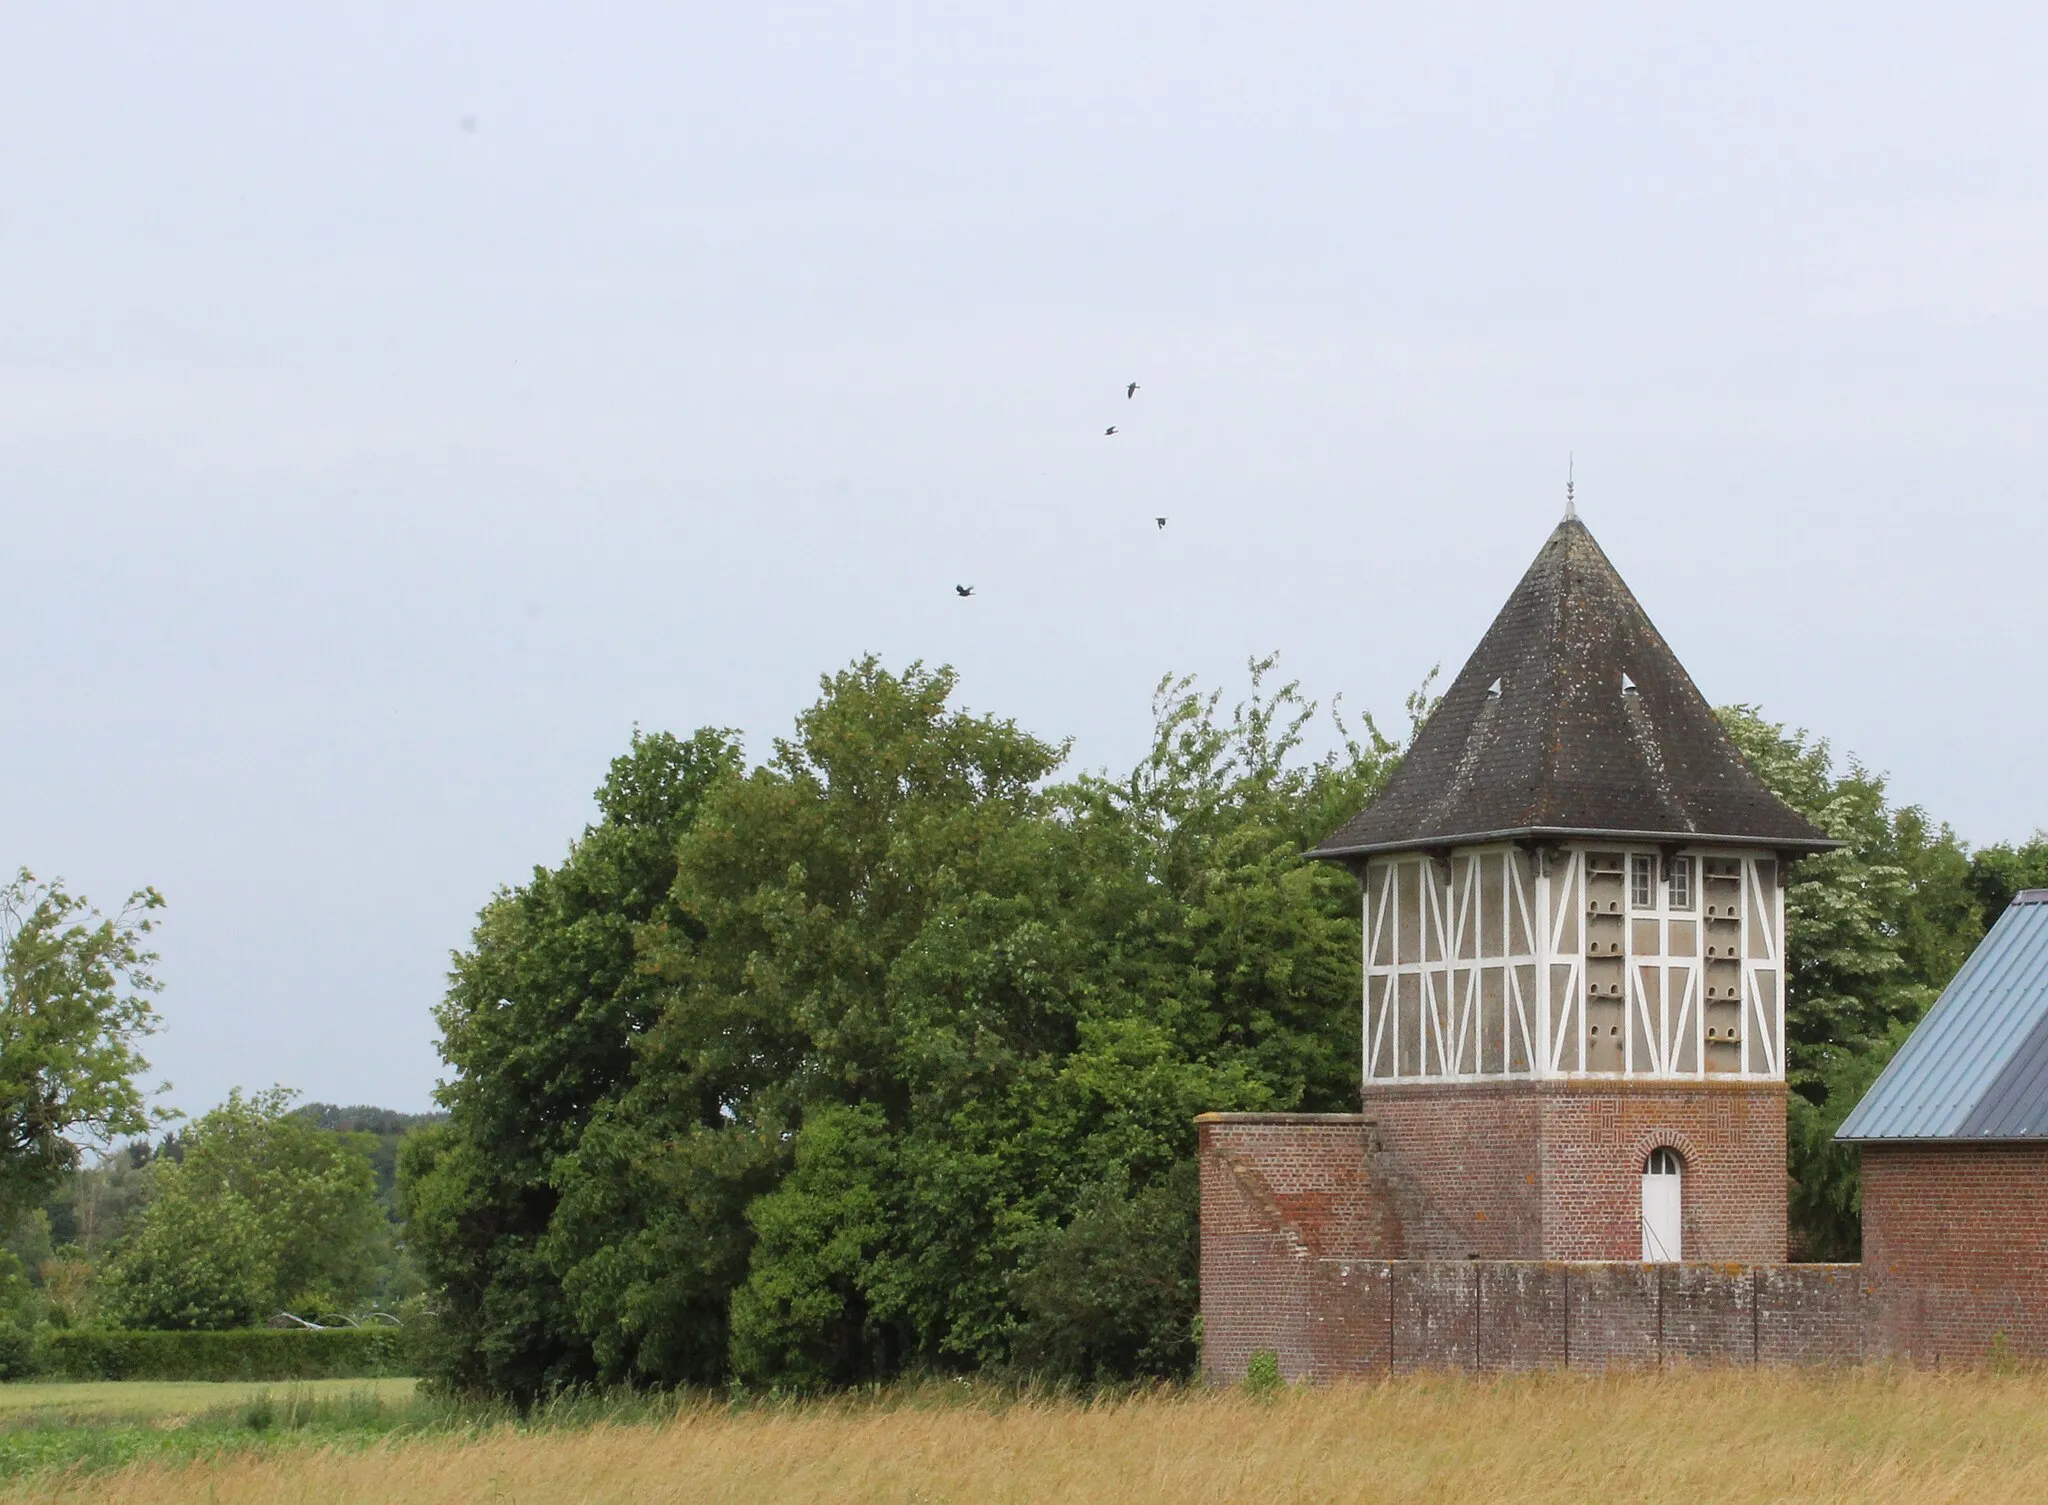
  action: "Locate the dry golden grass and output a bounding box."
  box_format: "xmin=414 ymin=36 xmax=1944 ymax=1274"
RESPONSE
xmin=8 ymin=1367 xmax=2048 ymax=1505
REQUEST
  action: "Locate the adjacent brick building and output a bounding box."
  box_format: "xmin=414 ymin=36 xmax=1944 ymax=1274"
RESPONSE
xmin=1838 ymin=889 xmax=2048 ymax=1363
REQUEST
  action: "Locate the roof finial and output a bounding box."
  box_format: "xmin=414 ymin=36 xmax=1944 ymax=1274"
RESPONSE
xmin=1564 ymin=453 xmax=1577 ymax=521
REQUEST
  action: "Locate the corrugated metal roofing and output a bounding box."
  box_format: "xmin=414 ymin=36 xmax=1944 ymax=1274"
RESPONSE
xmin=1836 ymin=890 xmax=2048 ymax=1142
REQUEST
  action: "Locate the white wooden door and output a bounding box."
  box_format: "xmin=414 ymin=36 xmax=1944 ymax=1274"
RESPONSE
xmin=1641 ymin=1148 xmax=1683 ymax=1262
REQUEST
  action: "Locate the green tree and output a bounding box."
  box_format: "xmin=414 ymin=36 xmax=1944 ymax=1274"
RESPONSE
xmin=726 ymin=1104 xmax=897 ymax=1387
xmin=401 ymin=728 xmax=744 ymax=1395
xmin=1010 ymin=1161 xmax=1200 ymax=1382
xmin=0 ymin=1249 xmax=36 ymax=1331
xmin=0 ymin=873 xmax=164 ymax=1225
xmin=410 ymin=656 xmax=1395 ymax=1396
xmin=568 ymin=659 xmax=1081 ymax=1387
xmin=1718 ymin=709 xmax=1989 ymax=1258
xmin=1968 ymin=833 xmax=2048 ymax=919
xmin=293 ymin=1104 xmax=446 ymax=1307
xmin=41 ymin=1140 xmax=167 ymax=1259
xmin=104 ymin=1088 xmax=383 ymax=1328
xmin=100 ymin=1186 xmax=271 ymax=1330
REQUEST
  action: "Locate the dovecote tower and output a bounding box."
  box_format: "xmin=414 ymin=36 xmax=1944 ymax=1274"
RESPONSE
xmin=1309 ymin=513 xmax=1836 ymax=1262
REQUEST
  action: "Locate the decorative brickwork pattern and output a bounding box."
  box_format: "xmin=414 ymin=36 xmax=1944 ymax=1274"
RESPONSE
xmin=1362 ymin=1087 xmax=1542 ymax=1257
xmin=1197 ymin=1109 xmax=1876 ymax=1382
xmin=1863 ymin=1144 xmax=2048 ymax=1364
xmin=1196 ymin=1111 xmax=2048 ymax=1378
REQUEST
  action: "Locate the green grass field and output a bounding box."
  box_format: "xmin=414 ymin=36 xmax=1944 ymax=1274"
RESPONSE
xmin=0 ymin=1377 xmax=425 ymax=1482
xmin=0 ymin=1377 xmax=418 ymax=1419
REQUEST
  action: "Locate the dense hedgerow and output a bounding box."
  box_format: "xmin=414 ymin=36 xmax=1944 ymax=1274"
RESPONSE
xmin=29 ymin=1326 xmax=416 ymax=1382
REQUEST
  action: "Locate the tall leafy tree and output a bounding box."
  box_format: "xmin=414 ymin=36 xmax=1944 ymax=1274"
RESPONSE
xmin=1719 ymin=708 xmax=1991 ymax=1258
xmin=401 ymin=728 xmax=743 ymax=1395
xmin=1968 ymin=834 xmax=2048 ymax=919
xmin=0 ymin=873 xmax=164 ymax=1226
xmin=410 ymin=657 xmax=1395 ymax=1395
xmin=559 ymin=658 xmax=1089 ymax=1387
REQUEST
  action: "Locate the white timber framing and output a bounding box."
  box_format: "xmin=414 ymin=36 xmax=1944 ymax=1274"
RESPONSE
xmin=1738 ymin=853 xmax=1785 ymax=1078
xmin=1546 ymin=847 xmax=1584 ymax=1074
xmin=1362 ymin=843 xmax=1785 ymax=1084
xmin=1362 ymin=846 xmax=1537 ymax=1082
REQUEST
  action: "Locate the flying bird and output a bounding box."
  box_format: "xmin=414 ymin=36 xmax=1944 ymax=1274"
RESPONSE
xmin=1104 ymin=426 xmax=1118 ymax=436
xmin=1126 ymin=382 xmax=1139 ymax=399
xmin=1156 ymin=517 xmax=1167 ymax=529
xmin=955 ymin=584 xmax=975 ymax=597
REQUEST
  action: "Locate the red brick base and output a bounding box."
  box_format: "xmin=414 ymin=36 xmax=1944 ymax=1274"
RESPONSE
xmin=1364 ymin=1080 xmax=1788 ymax=1262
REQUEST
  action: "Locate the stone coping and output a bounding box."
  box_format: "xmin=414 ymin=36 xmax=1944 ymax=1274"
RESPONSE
xmin=1311 ymin=1257 xmax=1863 ymax=1274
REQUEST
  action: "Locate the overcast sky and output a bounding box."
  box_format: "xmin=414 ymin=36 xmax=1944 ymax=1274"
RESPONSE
xmin=4 ymin=3 xmax=2044 ymax=1117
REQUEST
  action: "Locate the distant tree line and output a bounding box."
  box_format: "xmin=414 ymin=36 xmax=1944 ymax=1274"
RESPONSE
xmin=401 ymin=656 xmax=2047 ymax=1397
xmin=0 ymin=873 xmax=443 ymax=1340
xmin=1 ymin=1092 xmax=444 ymax=1340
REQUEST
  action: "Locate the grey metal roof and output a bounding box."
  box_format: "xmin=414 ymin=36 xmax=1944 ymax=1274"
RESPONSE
xmin=1836 ymin=891 xmax=2048 ymax=1142
xmin=1310 ymin=515 xmax=1838 ymax=860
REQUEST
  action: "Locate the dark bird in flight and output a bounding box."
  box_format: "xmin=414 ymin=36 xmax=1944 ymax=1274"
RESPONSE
xmin=1156 ymin=517 xmax=1167 ymax=529
xmin=955 ymin=584 xmax=975 ymax=597
xmin=1127 ymin=382 xmax=1139 ymax=399
xmin=1104 ymin=426 xmax=1118 ymax=436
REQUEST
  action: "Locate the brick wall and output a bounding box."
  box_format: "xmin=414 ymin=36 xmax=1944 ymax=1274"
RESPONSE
xmin=1207 ymin=1259 xmax=1868 ymax=1382
xmin=1196 ymin=1114 xmax=1398 ymax=1383
xmin=1364 ymin=1080 xmax=1787 ymax=1262
xmin=1863 ymin=1143 xmax=2048 ymax=1364
xmin=1757 ymin=1265 xmax=1867 ymax=1365
xmin=1192 ymin=1106 xmax=1977 ymax=1382
xmin=1358 ymin=1084 xmax=1543 ymax=1257
xmin=1197 ymin=1101 xmax=1856 ymax=1383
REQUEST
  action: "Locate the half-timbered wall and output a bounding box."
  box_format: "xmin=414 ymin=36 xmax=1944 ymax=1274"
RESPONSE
xmin=1363 ymin=849 xmax=1538 ymax=1081
xmin=1363 ymin=845 xmax=1784 ymax=1083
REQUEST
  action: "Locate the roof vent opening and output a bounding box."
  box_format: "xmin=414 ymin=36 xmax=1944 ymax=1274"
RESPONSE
xmin=1485 ymin=676 xmax=1502 ymax=700
xmin=1621 ymin=672 xmax=1638 ymax=696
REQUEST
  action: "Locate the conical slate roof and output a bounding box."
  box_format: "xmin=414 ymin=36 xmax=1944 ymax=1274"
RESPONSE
xmin=1311 ymin=515 xmax=1836 ymax=859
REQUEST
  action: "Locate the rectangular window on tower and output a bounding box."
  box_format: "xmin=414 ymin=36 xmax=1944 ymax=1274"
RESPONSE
xmin=1668 ymin=856 xmax=1693 ymax=910
xmin=1630 ymin=854 xmax=1654 ymax=910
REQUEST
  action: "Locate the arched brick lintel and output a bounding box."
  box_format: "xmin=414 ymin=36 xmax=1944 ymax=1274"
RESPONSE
xmin=1628 ymin=1127 xmax=1701 ymax=1174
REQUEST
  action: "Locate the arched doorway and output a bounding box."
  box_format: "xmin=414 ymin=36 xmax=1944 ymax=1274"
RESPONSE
xmin=1641 ymin=1147 xmax=1683 ymax=1262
